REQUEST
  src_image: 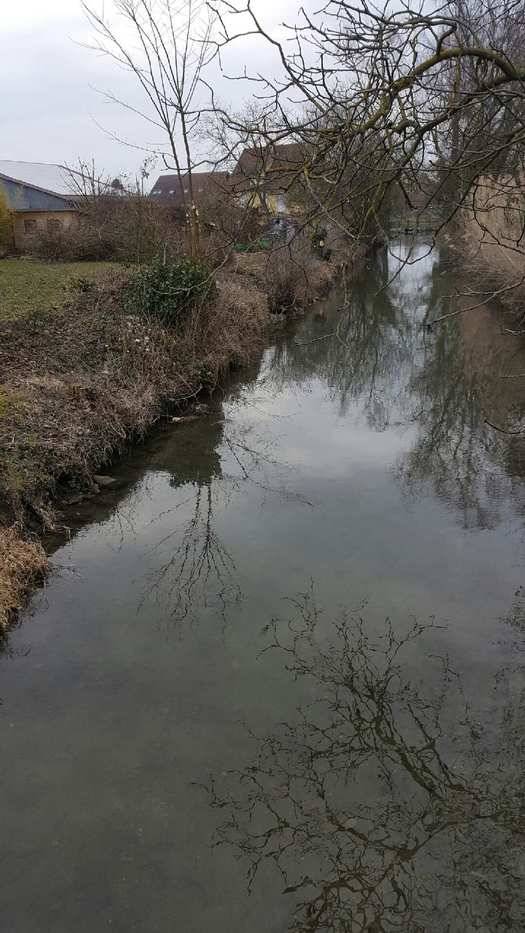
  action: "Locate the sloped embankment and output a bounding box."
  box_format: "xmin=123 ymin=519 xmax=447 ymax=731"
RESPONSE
xmin=0 ymin=250 xmax=337 ymax=630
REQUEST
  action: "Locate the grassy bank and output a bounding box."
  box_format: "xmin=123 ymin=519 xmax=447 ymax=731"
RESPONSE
xmin=0 ymin=244 xmax=339 ymax=631
xmin=0 ymin=267 xmax=269 ymax=526
xmin=0 ymin=258 xmax=120 ymax=321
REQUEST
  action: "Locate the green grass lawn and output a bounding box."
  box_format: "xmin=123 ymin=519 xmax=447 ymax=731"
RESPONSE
xmin=0 ymin=259 xmax=120 ymax=321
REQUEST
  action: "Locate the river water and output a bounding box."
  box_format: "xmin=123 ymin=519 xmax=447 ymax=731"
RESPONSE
xmin=1 ymin=239 xmax=524 ymax=931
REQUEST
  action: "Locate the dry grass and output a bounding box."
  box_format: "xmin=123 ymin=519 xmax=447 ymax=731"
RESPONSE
xmin=0 ymin=526 xmax=48 ymax=633
xmin=198 ymin=277 xmax=269 ymax=372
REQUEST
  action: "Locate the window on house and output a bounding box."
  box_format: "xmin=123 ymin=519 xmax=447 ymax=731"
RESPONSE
xmin=47 ymin=219 xmax=62 ymax=233
xmin=24 ymin=219 xmax=38 ymax=234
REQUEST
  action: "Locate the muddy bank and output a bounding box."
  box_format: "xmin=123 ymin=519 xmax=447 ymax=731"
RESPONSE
xmin=0 ymin=248 xmax=339 ymax=630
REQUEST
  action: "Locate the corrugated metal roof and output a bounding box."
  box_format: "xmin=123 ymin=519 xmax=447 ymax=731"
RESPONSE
xmin=0 ymin=161 xmax=75 ymax=196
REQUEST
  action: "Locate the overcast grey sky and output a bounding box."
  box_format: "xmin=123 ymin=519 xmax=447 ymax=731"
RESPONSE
xmin=1 ymin=0 xmax=303 ymax=183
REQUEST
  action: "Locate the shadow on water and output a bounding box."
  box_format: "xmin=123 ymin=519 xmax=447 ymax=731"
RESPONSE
xmin=208 ymin=592 xmax=525 ymax=932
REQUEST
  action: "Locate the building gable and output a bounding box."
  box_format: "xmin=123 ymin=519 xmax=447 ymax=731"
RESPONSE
xmin=0 ymin=174 xmax=75 ymax=213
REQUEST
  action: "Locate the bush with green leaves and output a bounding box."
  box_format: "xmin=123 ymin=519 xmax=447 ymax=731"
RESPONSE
xmin=124 ymin=257 xmax=216 ymax=325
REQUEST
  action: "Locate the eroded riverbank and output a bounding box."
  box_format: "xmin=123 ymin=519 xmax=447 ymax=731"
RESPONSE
xmin=1 ymin=238 xmax=524 ymax=931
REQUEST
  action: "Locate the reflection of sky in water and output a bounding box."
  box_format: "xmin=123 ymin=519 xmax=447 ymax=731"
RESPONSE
xmin=0 ymin=239 xmax=524 ymax=933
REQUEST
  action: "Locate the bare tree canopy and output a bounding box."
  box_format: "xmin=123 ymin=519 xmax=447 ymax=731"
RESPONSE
xmin=80 ymin=1 xmax=525 ymax=308
xmin=209 ymin=0 xmax=525 ymax=239
xmin=82 ymin=0 xmax=217 ymax=253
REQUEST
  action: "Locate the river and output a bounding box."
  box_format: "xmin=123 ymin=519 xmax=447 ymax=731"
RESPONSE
xmin=1 ymin=238 xmax=524 ymax=931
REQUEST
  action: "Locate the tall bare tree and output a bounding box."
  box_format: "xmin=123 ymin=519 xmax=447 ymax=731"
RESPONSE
xmin=82 ymin=0 xmax=215 ymax=256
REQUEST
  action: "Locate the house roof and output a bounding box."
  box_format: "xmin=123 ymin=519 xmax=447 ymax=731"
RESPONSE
xmin=0 ymin=161 xmax=126 ymax=212
xmin=150 ymin=171 xmax=231 ymax=203
xmin=233 ymin=143 xmax=306 ymax=178
xmin=0 ymin=161 xmax=77 ymax=198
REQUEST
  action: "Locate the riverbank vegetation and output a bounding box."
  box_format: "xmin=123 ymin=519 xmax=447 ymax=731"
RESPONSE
xmin=77 ymin=0 xmax=525 ymax=317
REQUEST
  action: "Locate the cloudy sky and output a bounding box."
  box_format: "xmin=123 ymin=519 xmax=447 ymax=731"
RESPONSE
xmin=1 ymin=0 xmax=304 ymax=184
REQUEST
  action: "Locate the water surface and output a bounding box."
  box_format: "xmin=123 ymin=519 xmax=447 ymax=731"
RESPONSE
xmin=1 ymin=239 xmax=524 ymax=931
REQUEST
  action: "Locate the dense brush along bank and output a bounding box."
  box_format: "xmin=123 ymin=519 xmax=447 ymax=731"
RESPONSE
xmin=1 ymin=237 xmax=525 ymax=931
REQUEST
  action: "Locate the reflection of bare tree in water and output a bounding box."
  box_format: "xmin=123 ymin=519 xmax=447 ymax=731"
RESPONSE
xmin=208 ymin=593 xmax=525 ymax=931
xmin=143 ymin=410 xmax=312 ymax=624
xmin=266 ymin=251 xmax=415 ymax=431
xmin=399 ymin=319 xmax=502 ymax=529
xmin=145 ymin=481 xmax=240 ymax=623
xmin=267 ymin=239 xmax=525 ymax=531
xmin=501 ymin=586 xmax=525 ymax=638
xmin=399 ymin=253 xmax=525 ymax=529
xmin=141 ymin=407 xmax=238 ymax=623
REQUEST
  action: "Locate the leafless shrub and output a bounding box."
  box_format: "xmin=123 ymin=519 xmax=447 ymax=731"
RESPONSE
xmin=227 ymin=231 xmax=337 ymax=315
xmin=31 ymin=196 xmax=187 ymax=264
xmin=266 ymin=234 xmax=337 ymax=314
xmin=198 ymin=192 xmax=264 ymax=264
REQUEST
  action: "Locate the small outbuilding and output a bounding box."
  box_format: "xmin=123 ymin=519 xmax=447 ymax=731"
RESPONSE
xmin=0 ymin=161 xmax=79 ymax=251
